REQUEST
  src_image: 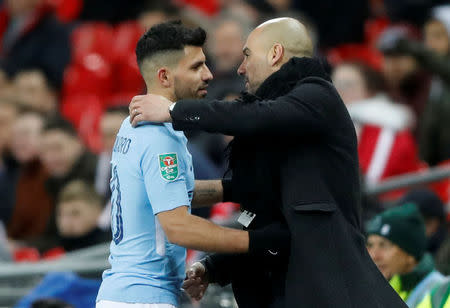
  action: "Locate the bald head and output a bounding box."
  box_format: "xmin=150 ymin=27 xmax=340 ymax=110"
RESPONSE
xmin=254 ymin=17 xmax=313 ymax=59
xmin=237 ymin=17 xmax=314 ymax=94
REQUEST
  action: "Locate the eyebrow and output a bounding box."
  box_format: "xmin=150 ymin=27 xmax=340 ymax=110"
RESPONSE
xmin=190 ymin=60 xmax=204 ymax=69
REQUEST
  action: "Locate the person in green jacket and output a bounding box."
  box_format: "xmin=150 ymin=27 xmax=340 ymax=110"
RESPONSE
xmin=417 ymin=279 xmax=450 ymax=308
xmin=366 ymin=203 xmax=446 ymax=307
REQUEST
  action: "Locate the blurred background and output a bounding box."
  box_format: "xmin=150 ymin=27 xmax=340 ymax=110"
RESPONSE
xmin=0 ymin=0 xmax=450 ymax=307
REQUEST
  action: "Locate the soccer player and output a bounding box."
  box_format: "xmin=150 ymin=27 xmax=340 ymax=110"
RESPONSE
xmin=96 ymin=21 xmax=281 ymax=308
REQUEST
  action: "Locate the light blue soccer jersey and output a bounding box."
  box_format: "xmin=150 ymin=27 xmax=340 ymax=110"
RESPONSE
xmin=96 ymin=118 xmax=194 ymax=306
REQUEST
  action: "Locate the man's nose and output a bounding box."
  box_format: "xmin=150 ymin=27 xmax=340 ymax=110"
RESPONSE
xmin=203 ymin=66 xmax=213 ymax=81
xmin=237 ymin=61 xmax=245 ymax=76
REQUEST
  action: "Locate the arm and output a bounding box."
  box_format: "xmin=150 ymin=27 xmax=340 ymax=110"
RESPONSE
xmin=191 ymin=179 xmax=233 ymax=208
xmin=158 ymin=206 xmax=290 ymax=254
xmin=191 ymin=180 xmax=223 ymax=208
xmin=171 ymin=82 xmax=329 ymax=137
xmin=128 ymin=82 xmax=330 ymax=137
xmin=157 ymin=206 xmax=248 ymax=253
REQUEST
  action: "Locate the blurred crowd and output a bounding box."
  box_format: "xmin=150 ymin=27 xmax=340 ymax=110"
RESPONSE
xmin=1 ymin=0 xmax=450 ymax=306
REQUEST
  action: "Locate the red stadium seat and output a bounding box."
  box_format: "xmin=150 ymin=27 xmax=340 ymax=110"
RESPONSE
xmin=61 ymin=94 xmax=104 ymax=153
xmin=13 ymin=247 xmax=40 ymax=263
xmin=113 ymin=52 xmax=144 ymax=94
xmin=364 ymin=17 xmax=390 ymax=48
xmin=178 ymin=0 xmax=220 ymax=16
xmin=71 ymin=22 xmax=114 ymax=63
xmin=327 ymin=43 xmax=383 ymax=71
xmin=42 ymin=246 xmax=66 ymax=260
xmin=106 ymin=91 xmax=137 ymax=108
xmin=112 ymin=21 xmax=144 ymax=63
xmin=62 ymin=52 xmax=113 ymax=99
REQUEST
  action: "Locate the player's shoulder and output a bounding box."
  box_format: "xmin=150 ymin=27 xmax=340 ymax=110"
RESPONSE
xmin=134 ymin=122 xmax=184 ymax=140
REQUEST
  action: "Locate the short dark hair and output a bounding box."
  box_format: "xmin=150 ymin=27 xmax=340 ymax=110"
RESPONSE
xmin=135 ymin=20 xmax=206 ymax=68
xmin=43 ymin=116 xmax=78 ymax=137
xmin=58 ymin=180 xmax=102 ymax=209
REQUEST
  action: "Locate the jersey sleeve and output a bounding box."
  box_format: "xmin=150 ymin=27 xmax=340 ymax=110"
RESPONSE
xmin=140 ymin=135 xmax=190 ymax=215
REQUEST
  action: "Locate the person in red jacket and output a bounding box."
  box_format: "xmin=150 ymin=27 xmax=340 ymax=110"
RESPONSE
xmin=332 ymin=61 xmax=422 ymax=186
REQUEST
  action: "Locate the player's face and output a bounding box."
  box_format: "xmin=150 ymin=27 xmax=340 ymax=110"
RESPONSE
xmin=39 ymin=131 xmax=82 ymax=177
xmin=237 ymin=30 xmax=273 ymax=94
xmin=366 ymin=235 xmax=416 ymax=279
xmin=173 ymin=46 xmax=213 ymax=100
xmin=57 ymin=200 xmax=101 ymax=237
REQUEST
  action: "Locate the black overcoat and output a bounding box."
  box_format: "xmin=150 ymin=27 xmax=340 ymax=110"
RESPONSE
xmin=172 ymin=57 xmax=407 ymax=308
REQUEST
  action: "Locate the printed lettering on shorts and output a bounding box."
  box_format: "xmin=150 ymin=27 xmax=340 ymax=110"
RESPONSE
xmin=158 ymin=153 xmax=179 ymax=181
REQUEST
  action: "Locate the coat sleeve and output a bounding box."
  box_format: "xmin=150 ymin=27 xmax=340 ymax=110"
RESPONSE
xmin=171 ymin=82 xmax=331 ymax=137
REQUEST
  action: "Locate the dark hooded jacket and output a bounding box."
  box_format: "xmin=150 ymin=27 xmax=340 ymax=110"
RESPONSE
xmin=171 ymin=57 xmax=407 ymax=307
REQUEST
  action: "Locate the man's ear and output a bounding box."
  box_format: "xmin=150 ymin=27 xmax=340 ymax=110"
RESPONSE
xmin=268 ymin=43 xmax=284 ymax=67
xmin=157 ymin=67 xmax=172 ymax=88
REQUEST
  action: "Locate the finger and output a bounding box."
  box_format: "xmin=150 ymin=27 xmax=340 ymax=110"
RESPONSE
xmin=131 ymin=95 xmax=145 ymax=103
xmin=191 ymin=262 xmax=205 ymax=276
xmin=183 ymin=287 xmax=201 ymax=299
xmin=187 ymin=269 xmax=197 ymax=279
xmin=130 ymin=110 xmax=136 ymax=124
xmin=182 ymin=278 xmax=197 ymax=289
xmin=131 ymin=113 xmax=143 ymax=127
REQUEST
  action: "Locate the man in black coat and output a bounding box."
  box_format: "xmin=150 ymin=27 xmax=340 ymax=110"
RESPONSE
xmin=129 ymin=18 xmax=406 ymax=308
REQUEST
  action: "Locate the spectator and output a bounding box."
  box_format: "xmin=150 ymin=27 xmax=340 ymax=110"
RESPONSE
xmin=0 ymin=96 xmax=19 ymax=224
xmin=332 ymin=61 xmax=420 ymax=186
xmin=366 ymin=203 xmax=446 ymax=307
xmin=398 ymin=189 xmax=447 ymax=255
xmin=404 ymin=5 xmax=450 ymax=166
xmin=39 ymin=116 xmax=97 ymax=247
xmin=7 ymin=111 xmax=53 ymax=243
xmin=206 ymin=15 xmax=248 ymax=99
xmin=13 ymin=69 xmax=58 ymax=114
xmin=56 ymin=180 xmax=110 ymax=252
xmin=40 ymin=116 xmax=98 ymax=201
xmin=377 ymin=24 xmax=431 ymax=130
xmin=0 ymin=0 xmax=71 ymax=90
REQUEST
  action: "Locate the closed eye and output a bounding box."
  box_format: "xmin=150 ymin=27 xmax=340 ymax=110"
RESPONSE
xmin=190 ymin=61 xmax=204 ymax=70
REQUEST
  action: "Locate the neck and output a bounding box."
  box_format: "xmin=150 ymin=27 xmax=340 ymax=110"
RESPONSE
xmin=146 ymin=85 xmax=176 ymax=102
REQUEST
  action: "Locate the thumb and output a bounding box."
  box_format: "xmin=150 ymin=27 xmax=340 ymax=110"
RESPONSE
xmin=188 ymin=262 xmax=205 ymax=278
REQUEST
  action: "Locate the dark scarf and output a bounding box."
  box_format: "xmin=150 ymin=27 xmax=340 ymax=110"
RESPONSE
xmin=60 ymin=227 xmax=110 ymax=252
